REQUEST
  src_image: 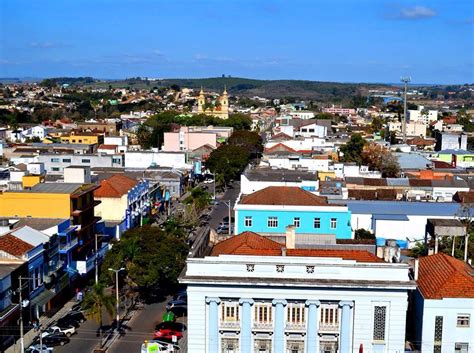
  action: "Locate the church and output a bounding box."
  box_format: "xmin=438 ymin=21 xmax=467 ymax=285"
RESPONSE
xmin=197 ymin=87 xmax=229 ymax=119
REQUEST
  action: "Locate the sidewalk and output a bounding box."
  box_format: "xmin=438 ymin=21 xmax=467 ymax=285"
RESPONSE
xmin=6 ymin=300 xmax=77 ymax=353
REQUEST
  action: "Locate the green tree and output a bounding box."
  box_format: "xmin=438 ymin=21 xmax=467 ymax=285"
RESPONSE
xmin=81 ymin=283 xmax=115 ymax=329
xmin=184 ymin=187 xmax=212 ymax=222
xmin=339 ymin=134 xmax=366 ymax=164
xmin=228 ymin=130 xmax=263 ymax=156
xmin=355 ymin=229 xmax=375 ymax=240
xmin=206 ymin=145 xmax=250 ymax=185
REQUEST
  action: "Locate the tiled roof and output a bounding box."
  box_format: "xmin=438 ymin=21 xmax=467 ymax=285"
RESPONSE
xmin=211 ymin=231 xmax=282 ymax=256
xmin=211 ymin=232 xmax=383 ymax=263
xmin=98 ymin=144 xmax=117 ymax=150
xmin=240 ymin=186 xmax=329 ymax=206
xmin=94 ymin=174 xmax=138 ymax=198
xmin=0 ymin=233 xmax=34 ymax=257
xmin=417 ymin=253 xmax=474 ymax=299
xmin=453 ymin=191 xmax=474 ymax=204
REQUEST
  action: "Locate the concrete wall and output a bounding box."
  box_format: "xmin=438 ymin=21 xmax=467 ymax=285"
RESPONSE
xmin=94 ymin=195 xmax=127 ymax=222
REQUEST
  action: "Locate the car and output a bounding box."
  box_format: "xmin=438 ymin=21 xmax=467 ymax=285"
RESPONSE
xmin=141 ymin=340 xmax=179 ymax=353
xmin=173 ymin=293 xmax=187 ymax=302
xmin=35 ymin=333 xmax=70 ymax=346
xmin=153 ymin=322 xmax=186 ymax=340
xmin=56 ymin=311 xmax=85 ymax=328
xmin=166 ymin=299 xmax=187 ymax=316
xmin=26 ymin=344 xmax=53 ymax=353
xmin=203 ymin=179 xmax=214 ymax=184
xmin=216 ymin=225 xmax=230 ymax=234
xmin=42 ymin=325 xmax=76 ymax=338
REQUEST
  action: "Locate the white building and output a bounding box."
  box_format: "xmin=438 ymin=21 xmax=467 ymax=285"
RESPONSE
xmin=180 ymin=231 xmax=415 ymax=353
xmin=263 ymin=155 xmax=330 ymax=172
xmin=296 ymin=123 xmax=327 ymax=138
xmin=240 ymin=168 xmax=319 ymax=194
xmin=265 ymin=138 xmax=335 ymax=154
xmin=124 ymin=151 xmax=189 ymax=169
xmin=408 ymin=106 xmax=438 ymax=125
xmin=289 ymin=111 xmax=315 ymax=120
xmin=413 ymin=253 xmax=474 ymax=353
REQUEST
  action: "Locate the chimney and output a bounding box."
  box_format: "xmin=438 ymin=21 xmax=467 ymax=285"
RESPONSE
xmin=285 ymin=225 xmax=296 ymax=249
xmin=414 ymin=258 xmax=419 ymax=281
xmin=281 ymin=246 xmax=287 ymax=256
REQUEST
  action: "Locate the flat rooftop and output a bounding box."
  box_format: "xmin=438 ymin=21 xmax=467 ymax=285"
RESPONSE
xmin=244 ymin=167 xmax=318 ymax=182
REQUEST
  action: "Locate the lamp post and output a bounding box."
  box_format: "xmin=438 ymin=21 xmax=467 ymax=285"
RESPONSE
xmin=95 ymin=234 xmax=107 ymax=284
xmin=17 ymin=276 xmax=36 ymax=353
xmin=108 ymin=267 xmax=124 ymax=331
xmin=222 ymin=200 xmax=232 ymax=236
xmin=400 ymin=76 xmax=411 ymax=144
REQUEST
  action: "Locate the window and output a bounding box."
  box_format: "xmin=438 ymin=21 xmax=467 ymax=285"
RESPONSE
xmin=254 ymin=339 xmax=271 ymax=353
xmin=50 ymin=158 xmax=60 ymax=163
xmin=455 ymin=343 xmax=469 ymax=353
xmin=244 ymin=216 xmax=252 ymax=227
xmin=221 ymin=338 xmax=239 ymax=353
xmin=373 ymin=306 xmax=386 ymax=342
xmin=330 ymin=218 xmax=337 ymax=229
xmin=286 ymin=340 xmax=304 ymax=353
xmin=314 ymin=218 xmax=321 ymax=229
xmin=293 ymin=217 xmax=300 ymax=228
xmin=457 ymin=314 xmax=470 ymax=327
xmin=52 ymin=167 xmax=60 ymax=172
xmin=319 ymin=304 xmax=339 ymax=331
xmin=433 ymin=316 xmax=443 ymax=353
xmin=287 ymin=303 xmax=305 ymax=326
xmin=308 ymin=128 xmax=315 ymax=133
xmin=62 ymin=159 xmax=71 ymax=163
xmin=221 ymin=302 xmax=239 ymax=322
xmin=81 ymin=159 xmax=90 ymax=163
xmin=267 ymin=217 xmax=278 ymax=228
xmin=254 ymin=303 xmax=272 ymax=326
xmin=112 ymin=158 xmax=121 ymax=164
xmin=301 ymin=128 xmax=307 ymax=132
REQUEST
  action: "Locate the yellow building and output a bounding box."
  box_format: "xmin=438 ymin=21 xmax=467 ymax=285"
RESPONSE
xmin=0 ymin=183 xmax=100 ymax=258
xmin=197 ymin=87 xmax=229 ymax=119
xmin=59 ymin=132 xmax=104 ymax=145
xmin=22 ymin=174 xmax=44 ymax=189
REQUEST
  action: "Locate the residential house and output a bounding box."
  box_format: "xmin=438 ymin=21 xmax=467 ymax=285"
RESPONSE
xmin=180 ymin=231 xmax=415 ymax=353
xmin=94 ymin=174 xmax=149 ymax=238
xmin=413 ymin=253 xmax=474 ymax=352
xmin=234 ymin=186 xmax=352 ymax=242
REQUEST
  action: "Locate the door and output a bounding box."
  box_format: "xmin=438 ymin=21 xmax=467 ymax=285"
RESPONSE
xmin=320 ymin=341 xmax=338 ymax=353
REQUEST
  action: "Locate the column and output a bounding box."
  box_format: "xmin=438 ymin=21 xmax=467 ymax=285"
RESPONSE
xmin=272 ymin=299 xmax=287 ymax=353
xmin=305 ymin=300 xmax=321 ymax=353
xmin=339 ymin=301 xmax=354 ymax=353
xmin=239 ymin=298 xmax=254 ymax=353
xmin=206 ymin=297 xmax=220 ymax=353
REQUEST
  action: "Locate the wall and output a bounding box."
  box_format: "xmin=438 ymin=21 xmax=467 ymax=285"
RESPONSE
xmin=240 ymin=177 xmax=319 ymax=195
xmin=419 ymin=296 xmax=474 ymax=352
xmin=266 ymin=157 xmax=330 ymax=172
xmin=38 ymin=154 xmax=124 ymax=174
xmin=125 ymin=151 xmax=188 ymax=169
xmin=0 ymin=192 xmax=70 ymax=218
xmin=94 ymin=195 xmax=128 ymax=222
xmin=235 ymin=207 xmax=352 ymax=239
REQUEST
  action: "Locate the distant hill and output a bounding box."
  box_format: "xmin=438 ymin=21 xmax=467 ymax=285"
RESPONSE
xmin=87 ymin=77 xmax=396 ymax=102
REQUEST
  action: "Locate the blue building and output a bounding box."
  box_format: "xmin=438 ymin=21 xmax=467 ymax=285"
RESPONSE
xmin=234 ymin=186 xmax=352 ymax=241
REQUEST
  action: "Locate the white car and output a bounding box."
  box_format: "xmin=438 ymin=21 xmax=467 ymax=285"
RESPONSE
xmin=203 ymin=178 xmax=214 ymax=184
xmin=42 ymin=325 xmax=76 ymax=338
xmin=141 ymin=340 xmax=179 ymax=352
xmin=26 ymin=344 xmax=53 ymax=353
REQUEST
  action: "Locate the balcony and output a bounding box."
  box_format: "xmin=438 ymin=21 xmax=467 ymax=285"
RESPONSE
xmin=59 ymin=237 xmax=79 ymax=253
xmin=253 ymin=321 xmax=273 ymax=331
xmin=285 ymin=322 xmax=306 ymax=331
xmin=73 ymin=243 xmax=109 ymax=275
xmin=319 ymin=323 xmax=340 ymax=333
xmin=219 ymin=319 xmax=240 ymax=330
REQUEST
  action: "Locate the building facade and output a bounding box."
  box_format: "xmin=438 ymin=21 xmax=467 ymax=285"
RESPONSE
xmin=234 ymin=186 xmax=352 ymax=241
xmin=181 ymin=232 xmax=415 ymax=353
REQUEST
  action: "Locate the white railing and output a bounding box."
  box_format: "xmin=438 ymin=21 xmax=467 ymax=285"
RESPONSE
xmin=253 ymin=322 xmax=273 ymax=330
xmin=59 ymin=237 xmax=78 ymax=251
xmin=285 ymin=322 xmax=306 ymax=331
xmin=219 ymin=320 xmax=240 ymax=330
xmin=319 ymin=323 xmax=339 ymax=333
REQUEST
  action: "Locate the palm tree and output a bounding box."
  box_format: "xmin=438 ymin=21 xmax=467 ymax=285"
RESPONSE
xmin=82 ymin=283 xmax=115 ymax=332
xmin=184 ymin=187 xmax=211 ymax=224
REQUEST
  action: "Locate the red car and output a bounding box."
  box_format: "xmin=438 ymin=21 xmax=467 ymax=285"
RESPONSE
xmin=154 ymin=322 xmax=186 ymax=340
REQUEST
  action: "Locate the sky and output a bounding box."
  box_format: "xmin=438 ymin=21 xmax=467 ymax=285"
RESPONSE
xmin=0 ymin=0 xmax=473 ymax=84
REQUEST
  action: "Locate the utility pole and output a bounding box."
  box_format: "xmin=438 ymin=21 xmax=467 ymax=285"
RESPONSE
xmin=400 ymin=76 xmax=411 ymax=144
xmin=108 ymin=268 xmax=125 ymax=331
xmin=223 ymin=200 xmax=232 ymax=236
xmin=17 ymin=276 xmax=35 ymax=353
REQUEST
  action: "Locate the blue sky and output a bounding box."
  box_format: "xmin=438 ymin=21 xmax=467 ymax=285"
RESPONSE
xmin=0 ymin=0 xmax=473 ymax=83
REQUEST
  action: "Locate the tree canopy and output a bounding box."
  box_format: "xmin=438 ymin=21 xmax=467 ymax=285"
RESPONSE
xmin=339 ymin=134 xmax=366 ymax=164
xmin=205 ymin=144 xmax=250 ymax=184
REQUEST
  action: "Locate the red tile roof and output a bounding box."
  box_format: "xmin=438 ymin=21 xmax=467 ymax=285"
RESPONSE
xmin=98 ymin=144 xmax=117 ymax=150
xmin=0 ymin=233 xmax=34 ymax=257
xmin=417 ymin=253 xmax=474 ymax=299
xmin=211 ymin=232 xmax=383 ymax=262
xmin=240 ymin=186 xmax=329 ymax=206
xmin=94 ymin=174 xmax=138 ymax=198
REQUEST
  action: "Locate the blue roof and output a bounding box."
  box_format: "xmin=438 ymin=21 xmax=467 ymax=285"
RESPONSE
xmin=438 ymin=149 xmax=473 ymax=155
xmin=330 ymin=200 xmax=466 ymax=217
xmin=373 ymin=214 xmax=409 ymax=221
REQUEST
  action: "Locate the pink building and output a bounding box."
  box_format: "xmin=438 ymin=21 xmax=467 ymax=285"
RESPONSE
xmin=162 ymin=126 xmax=218 ymax=152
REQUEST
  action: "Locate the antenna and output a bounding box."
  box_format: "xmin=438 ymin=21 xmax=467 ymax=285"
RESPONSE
xmin=400 ymin=76 xmax=411 ymax=144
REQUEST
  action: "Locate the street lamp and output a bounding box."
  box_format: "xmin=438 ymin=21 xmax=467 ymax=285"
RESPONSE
xmin=16 ymin=276 xmax=36 ymax=353
xmin=108 ymin=267 xmax=125 ymax=331
xmin=400 ymin=76 xmax=411 ymax=144
xmin=222 ymin=200 xmax=232 ymax=236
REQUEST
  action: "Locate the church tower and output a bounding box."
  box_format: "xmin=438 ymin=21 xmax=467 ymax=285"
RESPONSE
xmin=197 ymin=87 xmax=205 ymax=113
xmin=220 ymin=86 xmax=229 ymax=117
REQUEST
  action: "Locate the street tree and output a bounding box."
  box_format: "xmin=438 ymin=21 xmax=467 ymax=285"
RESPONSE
xmin=81 ymin=283 xmax=115 ymax=330
xmin=339 ymin=134 xmax=366 ymax=164
xmin=206 ymin=144 xmax=250 ymax=185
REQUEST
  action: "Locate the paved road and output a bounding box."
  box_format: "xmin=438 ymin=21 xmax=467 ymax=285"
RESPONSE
xmin=208 ymin=181 xmax=241 ymax=230
xmin=53 ymin=312 xmax=113 ymax=353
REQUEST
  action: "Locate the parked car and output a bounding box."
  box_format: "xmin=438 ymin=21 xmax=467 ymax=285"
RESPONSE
xmin=35 ymin=333 xmax=70 ymax=346
xmin=166 ymin=298 xmax=187 ymax=316
xmin=216 ymin=224 xmax=230 ymax=234
xmin=203 ymin=178 xmax=213 ymax=184
xmin=26 ymin=344 xmax=53 ymax=353
xmin=42 ymin=325 xmax=76 ymax=338
xmin=56 ymin=311 xmax=85 ymax=328
xmin=141 ymin=340 xmax=179 ymax=353
xmin=154 ymin=322 xmax=186 ymax=340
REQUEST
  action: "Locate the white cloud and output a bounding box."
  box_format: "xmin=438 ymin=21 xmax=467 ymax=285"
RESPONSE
xmin=397 ymin=6 xmax=437 ymax=20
